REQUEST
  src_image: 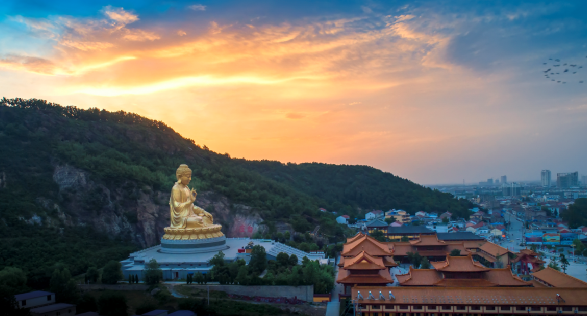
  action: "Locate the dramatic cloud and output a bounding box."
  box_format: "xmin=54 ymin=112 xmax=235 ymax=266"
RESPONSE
xmin=188 ymin=4 xmax=207 ymax=11
xmin=0 ymin=1 xmax=586 ymax=184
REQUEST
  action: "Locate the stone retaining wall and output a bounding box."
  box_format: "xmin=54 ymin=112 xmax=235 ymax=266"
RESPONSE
xmin=79 ymin=284 xmax=150 ymax=291
xmin=175 ymin=284 xmax=314 ymax=302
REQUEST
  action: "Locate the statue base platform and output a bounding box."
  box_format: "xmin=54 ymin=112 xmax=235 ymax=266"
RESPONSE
xmin=160 ymin=235 xmax=229 ymax=254
xmin=159 ymin=224 xmax=228 ymax=254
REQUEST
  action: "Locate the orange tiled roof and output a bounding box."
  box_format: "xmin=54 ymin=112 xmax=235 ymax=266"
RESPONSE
xmin=388 ymin=242 xmax=412 ymax=256
xmin=484 ymin=268 xmax=532 ymax=286
xmin=410 ymin=234 xmax=447 ymax=246
xmin=396 ymin=267 xmax=441 ymax=286
xmin=336 ymin=268 xmax=393 ymax=284
xmin=430 ymin=254 xmax=490 ymax=272
xmin=532 ymin=267 xmax=587 ymax=288
xmin=382 ymin=256 xmax=398 ymax=267
xmin=433 ymin=279 xmax=497 ymax=287
xmin=338 ymin=255 xmax=345 ymax=267
xmin=474 ymin=251 xmax=497 ymax=263
xmin=342 ymin=234 xmax=392 ymax=257
xmin=344 ymin=251 xmax=386 ymax=270
xmin=347 ymin=232 xmax=365 ymax=243
xmin=479 ymin=241 xmax=511 ymax=256
xmin=352 ymin=286 xmax=587 ymax=306
xmin=446 ymin=243 xmax=470 ymax=255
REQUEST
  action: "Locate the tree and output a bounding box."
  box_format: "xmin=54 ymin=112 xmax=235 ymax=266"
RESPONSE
xmin=77 ymin=293 xmax=98 ymax=314
xmin=400 ymin=236 xmax=409 ymax=242
xmin=50 ymin=268 xmax=79 ymax=304
xmin=98 ymin=292 xmax=128 ymax=316
xmin=412 ymin=221 xmax=421 ymax=226
xmin=384 ymin=217 xmax=393 ymax=224
xmin=559 ymin=254 xmax=569 ymax=273
xmin=406 ymin=252 xmax=423 ymax=269
xmin=102 ymin=261 xmax=123 ymax=285
xmin=135 ymin=274 xmax=139 ymax=283
xmin=248 ymin=245 xmax=267 ymax=274
xmin=548 ymin=256 xmax=560 ymax=271
xmin=284 ymin=231 xmax=291 ymax=241
xmin=144 ymin=259 xmax=163 ymax=285
xmin=442 ymin=217 xmax=450 ymax=223
xmin=370 ymin=230 xmax=387 ymax=242
xmin=135 ymin=301 xmax=158 ymax=315
xmin=420 ymin=257 xmax=431 ymax=269
xmin=86 ymin=267 xmax=100 ymax=284
xmin=449 ymin=249 xmax=461 ymax=256
xmin=289 ymin=254 xmax=299 ymax=266
xmin=276 ymin=252 xmax=290 ymax=267
xmin=529 ymin=244 xmax=539 ymax=252
xmin=0 ymin=267 xmax=28 ymax=293
xmin=195 ymin=272 xmax=204 ymax=284
xmin=235 ymin=266 xmax=250 ymax=285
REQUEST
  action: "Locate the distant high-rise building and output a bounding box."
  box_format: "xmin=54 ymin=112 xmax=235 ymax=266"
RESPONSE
xmin=502 ymin=182 xmax=522 ymax=196
xmin=501 ymin=175 xmax=507 ymax=184
xmin=541 ymin=170 xmax=551 ymax=187
xmin=495 ymin=179 xmax=500 ymax=184
xmin=582 ymin=175 xmax=587 ymax=187
xmin=487 ymin=178 xmax=493 ymax=184
xmin=557 ymin=172 xmax=579 ymax=188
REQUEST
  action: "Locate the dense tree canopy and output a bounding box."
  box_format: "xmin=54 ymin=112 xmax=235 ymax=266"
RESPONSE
xmin=0 ymin=98 xmax=474 ymax=289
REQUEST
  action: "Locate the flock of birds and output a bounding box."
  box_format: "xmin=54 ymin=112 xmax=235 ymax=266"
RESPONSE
xmin=542 ymin=56 xmax=586 ymax=84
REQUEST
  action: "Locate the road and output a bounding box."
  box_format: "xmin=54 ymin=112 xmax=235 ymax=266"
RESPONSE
xmin=326 ymin=257 xmax=341 ymax=316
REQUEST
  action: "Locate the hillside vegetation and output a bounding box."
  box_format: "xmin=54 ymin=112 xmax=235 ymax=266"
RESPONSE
xmin=0 ymin=97 xmax=473 ymax=288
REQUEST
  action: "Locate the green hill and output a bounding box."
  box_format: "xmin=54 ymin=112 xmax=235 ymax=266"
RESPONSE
xmin=0 ymin=97 xmax=472 ymax=288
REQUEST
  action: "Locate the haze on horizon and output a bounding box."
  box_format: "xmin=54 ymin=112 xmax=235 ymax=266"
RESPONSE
xmin=1 ymin=0 xmax=586 ymax=185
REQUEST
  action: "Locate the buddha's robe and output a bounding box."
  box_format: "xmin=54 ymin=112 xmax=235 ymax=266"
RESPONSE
xmin=169 ymin=183 xmax=212 ymax=228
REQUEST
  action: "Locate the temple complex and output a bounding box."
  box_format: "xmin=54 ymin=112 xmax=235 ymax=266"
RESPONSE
xmin=389 ymin=234 xmax=470 ymax=262
xmin=396 ymin=254 xmax=530 ymax=287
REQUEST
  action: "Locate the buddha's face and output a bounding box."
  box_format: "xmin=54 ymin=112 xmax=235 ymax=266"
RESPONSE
xmin=178 ymin=173 xmax=192 ymax=185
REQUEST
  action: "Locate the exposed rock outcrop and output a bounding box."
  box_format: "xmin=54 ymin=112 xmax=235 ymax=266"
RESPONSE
xmin=30 ymin=165 xmax=266 ymax=248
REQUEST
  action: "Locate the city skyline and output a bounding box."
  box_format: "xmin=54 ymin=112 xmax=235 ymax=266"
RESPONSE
xmin=1 ymin=0 xmax=587 ymax=184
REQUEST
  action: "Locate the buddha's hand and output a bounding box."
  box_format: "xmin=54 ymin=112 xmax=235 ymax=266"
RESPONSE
xmin=190 ymin=188 xmax=197 ymax=202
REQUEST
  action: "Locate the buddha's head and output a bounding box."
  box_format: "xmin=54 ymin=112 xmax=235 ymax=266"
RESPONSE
xmin=176 ymin=164 xmax=192 ymax=185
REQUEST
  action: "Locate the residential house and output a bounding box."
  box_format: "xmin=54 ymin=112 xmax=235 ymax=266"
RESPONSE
xmin=390 ymin=221 xmax=403 ymax=228
xmin=336 ymin=215 xmax=349 ymax=224
xmin=14 ymin=291 xmax=55 ymax=309
xmin=365 ymin=210 xmax=383 ymax=220
xmin=385 ymin=209 xmax=410 ymax=223
xmin=365 ymin=219 xmax=389 ymax=234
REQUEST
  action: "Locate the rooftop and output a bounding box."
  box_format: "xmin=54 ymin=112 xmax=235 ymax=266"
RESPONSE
xmin=344 ymin=251 xmax=386 ymax=270
xmin=410 ymin=235 xmax=447 ymax=246
xmin=387 ymin=226 xmax=434 ymax=234
xmin=478 ymin=241 xmax=511 ymax=257
xmin=342 ymin=234 xmax=392 ymax=257
xmin=532 ymin=267 xmax=587 ymax=288
xmin=30 ymin=303 xmax=75 ymax=313
xmin=14 ymin=290 xmax=53 ymax=301
xmin=365 ymin=219 xmax=389 ymax=228
xmin=436 ymin=232 xmax=485 ymax=240
xmin=430 ymin=254 xmax=490 ymax=272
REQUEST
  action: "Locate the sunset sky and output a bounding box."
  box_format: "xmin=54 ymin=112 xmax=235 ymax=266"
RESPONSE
xmin=1 ymin=0 xmax=586 ymax=184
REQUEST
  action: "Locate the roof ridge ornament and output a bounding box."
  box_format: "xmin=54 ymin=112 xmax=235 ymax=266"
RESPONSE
xmin=379 ymin=291 xmax=386 ymax=300
xmin=357 ymin=291 xmax=364 ymax=300
xmin=389 ymin=290 xmax=396 ymax=300
xmin=368 ymin=291 xmax=375 ymax=300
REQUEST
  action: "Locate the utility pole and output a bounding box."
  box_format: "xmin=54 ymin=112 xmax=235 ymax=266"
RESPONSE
xmin=207 ymin=285 xmax=210 ymax=305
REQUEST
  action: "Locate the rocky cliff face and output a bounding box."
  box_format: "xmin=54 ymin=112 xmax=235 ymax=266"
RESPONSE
xmin=35 ymin=165 xmax=266 ymax=248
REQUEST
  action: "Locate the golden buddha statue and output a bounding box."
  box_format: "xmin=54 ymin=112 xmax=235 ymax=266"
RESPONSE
xmin=162 ymin=164 xmax=223 ymax=240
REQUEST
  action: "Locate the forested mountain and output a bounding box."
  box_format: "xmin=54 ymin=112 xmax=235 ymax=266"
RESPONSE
xmin=0 ymin=98 xmax=473 ymax=288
